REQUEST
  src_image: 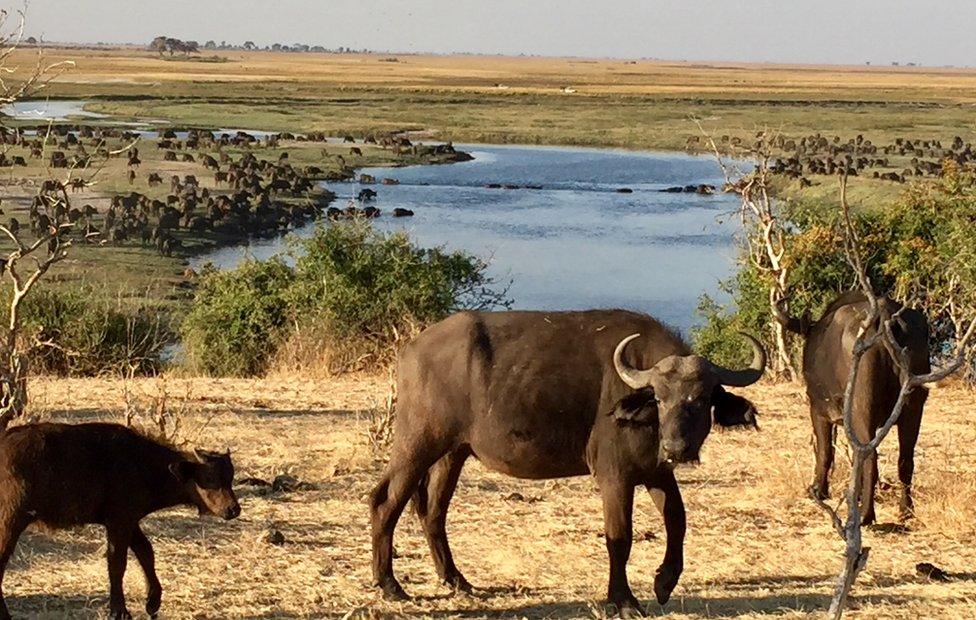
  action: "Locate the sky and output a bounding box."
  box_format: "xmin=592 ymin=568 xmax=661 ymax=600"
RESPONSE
xmin=24 ymin=0 xmax=976 ymax=66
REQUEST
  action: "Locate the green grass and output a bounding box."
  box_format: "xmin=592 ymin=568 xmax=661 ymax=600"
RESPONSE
xmin=49 ymin=85 xmax=976 ymax=154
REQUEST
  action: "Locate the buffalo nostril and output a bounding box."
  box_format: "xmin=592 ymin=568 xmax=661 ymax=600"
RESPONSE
xmin=225 ymin=504 xmax=241 ymax=520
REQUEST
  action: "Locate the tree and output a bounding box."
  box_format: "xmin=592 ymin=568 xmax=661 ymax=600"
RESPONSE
xmin=243 ymin=40 xmax=255 ymax=51
xmin=697 ymin=124 xmax=797 ymax=379
xmin=0 ymin=7 xmax=94 ymax=428
xmin=149 ymin=35 xmax=167 ymax=55
xmin=204 ymin=40 xmax=216 ymax=50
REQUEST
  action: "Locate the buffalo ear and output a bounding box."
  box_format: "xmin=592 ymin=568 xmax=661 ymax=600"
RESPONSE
xmin=169 ymin=460 xmax=196 ymax=482
xmin=712 ymin=386 xmax=759 ymax=429
xmin=610 ymin=388 xmax=658 ymax=426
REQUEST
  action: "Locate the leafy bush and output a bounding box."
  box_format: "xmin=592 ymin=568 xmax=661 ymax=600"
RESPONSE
xmin=4 ymin=288 xmax=174 ymax=376
xmin=694 ymin=188 xmax=890 ymax=368
xmin=181 ymin=257 xmax=294 ymax=376
xmin=182 ymin=220 xmax=509 ymax=376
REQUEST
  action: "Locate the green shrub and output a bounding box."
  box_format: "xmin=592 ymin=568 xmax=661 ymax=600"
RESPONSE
xmin=696 ymin=166 xmax=976 ymax=370
xmin=181 ymin=257 xmax=294 ymax=376
xmin=182 ymin=220 xmax=509 ymax=377
xmin=5 ymin=288 xmax=173 ymax=376
xmin=693 ymin=193 xmax=889 ymax=368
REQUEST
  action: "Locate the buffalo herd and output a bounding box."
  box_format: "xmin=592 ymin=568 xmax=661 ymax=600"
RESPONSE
xmin=0 ymin=122 xmax=952 ymax=617
xmin=0 ymin=124 xmax=468 ymax=258
xmin=688 ymin=131 xmax=976 ymax=186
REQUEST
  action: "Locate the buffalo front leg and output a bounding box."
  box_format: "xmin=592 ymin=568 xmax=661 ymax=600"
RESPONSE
xmin=106 ymin=523 xmax=134 ymax=619
xmin=859 ymin=447 xmax=879 ymax=526
xmin=0 ymin=516 xmax=27 ymax=620
xmin=370 ymin=443 xmax=445 ymax=600
xmin=896 ymin=406 xmax=923 ymax=522
xmin=599 ymin=480 xmax=644 ymax=617
xmin=130 ymin=525 xmax=162 ymax=617
xmin=412 ymin=446 xmax=472 ymax=593
xmin=647 ymin=469 xmax=685 ymax=606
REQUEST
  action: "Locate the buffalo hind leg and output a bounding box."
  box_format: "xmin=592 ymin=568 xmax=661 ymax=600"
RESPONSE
xmin=130 ymin=525 xmax=162 ymax=617
xmin=413 ymin=446 xmax=472 ymax=593
xmin=370 ymin=442 xmax=447 ymax=600
xmin=809 ymin=411 xmax=835 ymax=500
xmin=646 ymin=469 xmax=685 ymax=606
xmin=896 ymin=404 xmax=923 ymax=521
xmin=599 ymin=480 xmax=643 ymax=617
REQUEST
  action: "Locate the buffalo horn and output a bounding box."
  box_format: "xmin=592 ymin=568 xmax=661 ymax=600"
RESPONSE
xmin=709 ymin=332 xmax=767 ymax=387
xmin=613 ymin=333 xmax=655 ymax=389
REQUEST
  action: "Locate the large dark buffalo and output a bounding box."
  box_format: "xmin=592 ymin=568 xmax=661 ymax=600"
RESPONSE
xmin=370 ymin=309 xmax=765 ymax=615
xmin=775 ymin=291 xmax=930 ymax=524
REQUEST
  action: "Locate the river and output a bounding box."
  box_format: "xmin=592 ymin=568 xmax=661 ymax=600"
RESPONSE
xmin=194 ymin=144 xmax=741 ymax=333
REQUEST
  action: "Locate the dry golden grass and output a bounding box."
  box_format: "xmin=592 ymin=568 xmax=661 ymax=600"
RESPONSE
xmin=1 ymin=375 xmax=973 ymax=618
xmin=23 ymin=47 xmax=976 ymax=103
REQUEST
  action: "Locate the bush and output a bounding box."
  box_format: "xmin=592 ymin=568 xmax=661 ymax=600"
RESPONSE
xmin=182 ymin=220 xmax=509 ymax=376
xmin=8 ymin=288 xmax=173 ymax=376
xmin=695 ymin=166 xmax=976 ymax=370
xmin=693 ymin=191 xmax=888 ymax=369
xmin=181 ymin=257 xmax=294 ymax=376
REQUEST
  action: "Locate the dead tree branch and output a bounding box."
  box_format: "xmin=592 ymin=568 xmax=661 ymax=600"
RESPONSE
xmin=695 ymin=120 xmax=796 ymax=379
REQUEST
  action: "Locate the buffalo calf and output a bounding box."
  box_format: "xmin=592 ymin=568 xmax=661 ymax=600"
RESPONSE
xmin=0 ymin=423 xmax=240 ymax=619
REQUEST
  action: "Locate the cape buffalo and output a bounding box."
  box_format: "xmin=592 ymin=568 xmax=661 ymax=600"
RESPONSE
xmin=775 ymin=291 xmax=929 ymax=524
xmin=0 ymin=423 xmax=240 ymax=619
xmin=370 ymin=310 xmax=765 ymax=615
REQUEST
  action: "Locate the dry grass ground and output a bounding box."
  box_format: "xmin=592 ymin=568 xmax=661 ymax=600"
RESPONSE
xmin=3 ymin=374 xmax=974 ymax=618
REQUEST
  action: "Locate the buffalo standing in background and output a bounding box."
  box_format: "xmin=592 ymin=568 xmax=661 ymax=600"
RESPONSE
xmin=775 ymin=291 xmax=930 ymax=524
xmin=370 ymin=309 xmax=765 ymax=615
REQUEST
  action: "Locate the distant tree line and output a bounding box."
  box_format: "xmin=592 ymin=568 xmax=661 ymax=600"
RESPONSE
xmin=149 ymin=36 xmax=370 ymax=55
xmin=150 ymin=36 xmax=200 ymax=56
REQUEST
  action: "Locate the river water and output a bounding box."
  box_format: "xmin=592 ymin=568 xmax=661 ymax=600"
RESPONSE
xmin=195 ymin=144 xmax=741 ymax=333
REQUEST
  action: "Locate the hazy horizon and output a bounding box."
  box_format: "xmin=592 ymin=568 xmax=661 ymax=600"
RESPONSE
xmin=24 ymin=1 xmax=976 ymax=67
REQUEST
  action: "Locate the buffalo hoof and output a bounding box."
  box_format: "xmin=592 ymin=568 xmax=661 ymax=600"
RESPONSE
xmin=379 ymin=578 xmax=410 ymax=601
xmin=446 ymin=572 xmax=474 ymax=594
xmin=609 ymin=594 xmax=646 ymax=618
xmin=807 ymin=484 xmax=828 ymax=501
xmin=146 ymin=583 xmax=162 ymax=616
xmin=108 ymin=607 xmax=133 ymax=620
xmin=654 ymin=562 xmax=682 ymax=605
xmin=899 ymin=501 xmax=915 ymax=523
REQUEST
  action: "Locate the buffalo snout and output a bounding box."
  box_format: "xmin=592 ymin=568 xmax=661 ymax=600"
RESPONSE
xmin=223 ymin=501 xmax=242 ymax=521
xmin=661 ymin=439 xmax=699 ymax=465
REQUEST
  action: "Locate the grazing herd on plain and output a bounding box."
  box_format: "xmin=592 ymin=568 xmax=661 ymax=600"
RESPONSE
xmin=0 ymin=123 xmax=954 ymax=618
xmin=0 ymin=124 xmax=466 ymax=258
